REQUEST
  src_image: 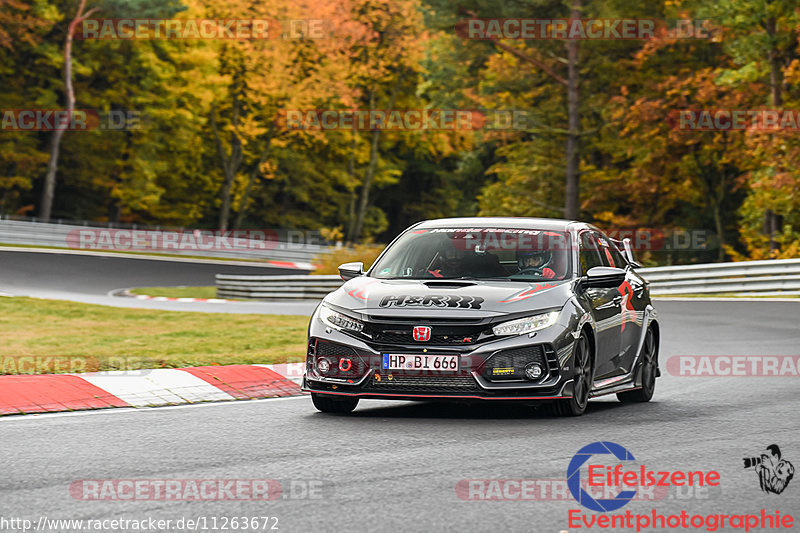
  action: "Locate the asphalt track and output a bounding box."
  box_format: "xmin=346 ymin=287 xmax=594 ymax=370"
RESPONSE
xmin=0 ymin=249 xmax=318 ymax=314
xmin=1 ymin=300 xmax=798 ymax=533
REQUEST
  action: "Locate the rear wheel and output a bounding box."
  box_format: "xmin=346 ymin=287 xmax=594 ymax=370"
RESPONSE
xmin=617 ymin=327 xmax=657 ymax=403
xmin=311 ymin=392 xmax=359 ymax=414
xmin=553 ymin=334 xmax=592 ymax=417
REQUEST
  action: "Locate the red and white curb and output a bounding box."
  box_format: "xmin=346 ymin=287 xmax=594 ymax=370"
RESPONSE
xmin=111 ymin=289 xmax=236 ymax=303
xmin=0 ymin=363 xmax=306 ymax=416
xmin=133 ymin=294 xmax=234 ymax=304
xmin=263 ymin=260 xmax=314 ymax=270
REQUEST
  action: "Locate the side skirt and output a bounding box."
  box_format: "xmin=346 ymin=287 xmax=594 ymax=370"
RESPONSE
xmin=588 ymin=306 xmax=657 ymax=397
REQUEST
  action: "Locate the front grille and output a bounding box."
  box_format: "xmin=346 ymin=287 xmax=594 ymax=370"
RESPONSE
xmin=315 ymin=340 xmax=357 ymax=358
xmin=364 ymin=374 xmax=479 ymax=392
xmin=364 ymin=315 xmax=491 ymax=347
xmin=481 ymin=345 xmax=547 ymax=382
xmin=372 ymin=331 xmax=479 ymax=346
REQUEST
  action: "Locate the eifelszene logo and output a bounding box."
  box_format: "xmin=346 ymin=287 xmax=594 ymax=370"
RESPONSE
xmin=566 ymin=441 xmax=796 ymax=531
xmin=743 ymin=444 xmax=795 ymax=495
xmin=567 ymin=441 xmax=721 ymax=512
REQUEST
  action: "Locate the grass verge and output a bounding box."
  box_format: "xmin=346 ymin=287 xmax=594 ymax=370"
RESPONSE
xmin=0 ymin=296 xmax=308 ymax=374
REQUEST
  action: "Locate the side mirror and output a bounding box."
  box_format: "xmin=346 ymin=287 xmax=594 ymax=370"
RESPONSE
xmin=621 ymin=238 xmax=642 ymax=268
xmin=338 ymin=262 xmax=364 ymax=281
xmin=584 ymin=266 xmax=626 ymax=288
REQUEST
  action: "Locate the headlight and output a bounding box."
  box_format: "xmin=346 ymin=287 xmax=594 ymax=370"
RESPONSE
xmin=318 ymin=304 xmax=364 ymax=333
xmin=492 ymin=311 xmax=559 ymax=336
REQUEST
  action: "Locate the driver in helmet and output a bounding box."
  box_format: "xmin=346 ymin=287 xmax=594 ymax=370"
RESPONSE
xmin=428 ymin=246 xmax=465 ymax=278
xmin=517 ymin=250 xmax=556 ymax=279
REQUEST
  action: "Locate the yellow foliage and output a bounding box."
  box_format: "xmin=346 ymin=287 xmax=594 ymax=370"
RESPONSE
xmin=319 ymin=226 xmax=345 ymax=242
xmin=313 ymin=243 xmax=386 ymax=275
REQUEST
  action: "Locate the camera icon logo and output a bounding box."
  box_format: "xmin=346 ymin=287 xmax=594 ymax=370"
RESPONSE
xmin=743 ymin=444 xmax=794 ymax=495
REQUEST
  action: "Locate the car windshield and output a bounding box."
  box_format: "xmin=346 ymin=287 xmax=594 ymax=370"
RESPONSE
xmin=370 ymin=227 xmax=572 ymax=281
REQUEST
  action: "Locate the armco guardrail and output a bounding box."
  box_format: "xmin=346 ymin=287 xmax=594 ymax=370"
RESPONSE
xmin=216 ymin=258 xmax=800 ymax=300
xmin=216 ymin=274 xmax=343 ymax=300
xmin=639 ymin=258 xmax=800 ymax=296
xmin=0 ymin=218 xmax=330 ymax=266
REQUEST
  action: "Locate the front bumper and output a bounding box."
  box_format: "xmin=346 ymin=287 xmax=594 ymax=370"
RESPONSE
xmin=302 ymin=321 xmax=578 ymax=402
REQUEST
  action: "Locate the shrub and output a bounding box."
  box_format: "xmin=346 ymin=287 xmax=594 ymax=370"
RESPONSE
xmin=313 ymin=243 xmax=386 ymax=275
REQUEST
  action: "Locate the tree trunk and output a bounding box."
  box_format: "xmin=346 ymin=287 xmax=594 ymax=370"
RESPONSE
xmin=40 ymin=0 xmax=97 ymax=221
xmin=217 ymin=154 xmax=238 ymax=232
xmin=351 ymin=80 xmax=400 ymax=242
xmin=563 ymin=0 xmax=581 ymax=220
xmin=233 ymin=140 xmax=271 ymax=230
xmin=41 ymin=127 xmax=66 ymax=221
xmin=210 ymin=98 xmax=243 ymax=232
xmin=345 ymin=135 xmax=357 ymax=243
xmin=713 ymin=195 xmax=725 ymax=262
xmin=691 ymin=148 xmax=728 ymax=262
xmin=351 ymin=127 xmax=381 ymax=242
xmin=765 ymin=17 xmax=782 ymax=253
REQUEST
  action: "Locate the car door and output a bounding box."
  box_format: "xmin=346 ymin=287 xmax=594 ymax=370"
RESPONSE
xmin=600 ymin=234 xmax=649 ymax=373
xmin=594 ymin=232 xmax=645 ymax=375
xmin=577 ymin=230 xmax=621 ymax=378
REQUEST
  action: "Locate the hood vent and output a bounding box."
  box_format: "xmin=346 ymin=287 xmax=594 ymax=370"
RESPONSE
xmin=422 ymin=280 xmax=477 ymax=289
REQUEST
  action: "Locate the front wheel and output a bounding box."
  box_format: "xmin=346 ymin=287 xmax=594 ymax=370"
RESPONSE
xmin=617 ymin=327 xmax=658 ymax=403
xmin=311 ymin=392 xmax=359 ymax=414
xmin=553 ymin=334 xmax=593 ymax=417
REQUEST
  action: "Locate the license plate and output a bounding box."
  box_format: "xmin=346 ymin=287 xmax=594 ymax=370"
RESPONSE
xmin=382 ymin=354 xmax=459 ymax=372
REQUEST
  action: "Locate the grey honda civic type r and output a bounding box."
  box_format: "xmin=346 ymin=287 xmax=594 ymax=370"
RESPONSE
xmin=302 ymin=217 xmax=660 ymax=416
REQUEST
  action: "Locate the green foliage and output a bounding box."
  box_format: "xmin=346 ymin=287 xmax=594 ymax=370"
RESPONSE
xmin=3 ymin=0 xmax=800 ymax=262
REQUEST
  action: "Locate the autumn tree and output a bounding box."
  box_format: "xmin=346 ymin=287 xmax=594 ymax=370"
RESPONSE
xmin=698 ymin=0 xmax=800 ymax=257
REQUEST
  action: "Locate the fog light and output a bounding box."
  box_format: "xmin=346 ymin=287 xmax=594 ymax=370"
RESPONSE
xmin=317 ymin=358 xmax=331 ymax=374
xmin=525 ymin=363 xmax=543 ymax=380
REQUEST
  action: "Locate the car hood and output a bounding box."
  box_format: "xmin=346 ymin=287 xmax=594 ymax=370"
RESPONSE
xmin=324 ymin=276 xmax=575 ymax=319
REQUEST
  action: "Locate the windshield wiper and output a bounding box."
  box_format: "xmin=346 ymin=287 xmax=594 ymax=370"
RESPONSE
xmin=375 ymin=276 xmax=522 ymax=281
xmin=453 ymin=276 xmax=516 ymax=281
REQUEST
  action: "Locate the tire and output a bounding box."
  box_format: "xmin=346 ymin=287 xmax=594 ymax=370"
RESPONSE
xmin=553 ymin=333 xmax=593 ymax=417
xmin=617 ymin=327 xmax=658 ymax=403
xmin=311 ymin=392 xmax=359 ymax=414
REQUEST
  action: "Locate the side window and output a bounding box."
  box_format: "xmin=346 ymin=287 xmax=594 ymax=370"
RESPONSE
xmin=594 ymin=232 xmax=627 ymax=268
xmin=579 ymin=232 xmax=604 ymax=275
